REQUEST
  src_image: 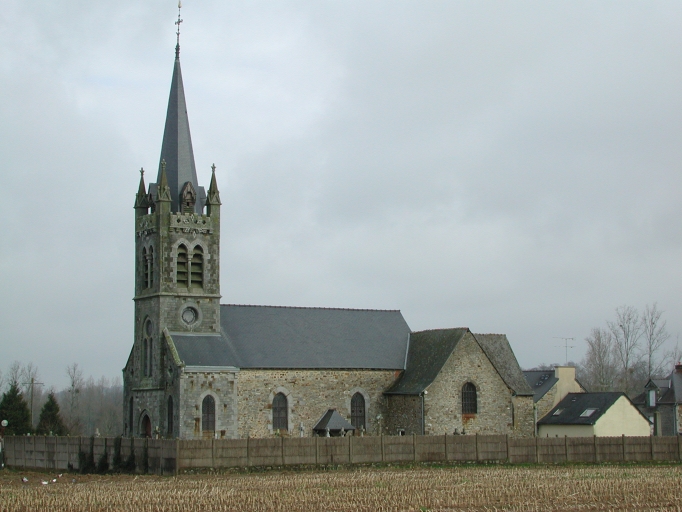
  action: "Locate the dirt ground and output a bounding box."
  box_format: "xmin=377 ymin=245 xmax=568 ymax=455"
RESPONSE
xmin=1 ymin=463 xmax=681 ymax=511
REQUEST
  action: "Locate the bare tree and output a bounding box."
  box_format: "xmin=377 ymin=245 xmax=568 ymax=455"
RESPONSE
xmin=642 ymin=303 xmax=670 ymax=379
xmin=7 ymin=361 xmax=23 ymax=387
xmin=65 ymin=363 xmax=84 ymax=434
xmin=608 ymin=305 xmax=643 ymax=395
xmin=581 ymin=327 xmax=617 ymax=391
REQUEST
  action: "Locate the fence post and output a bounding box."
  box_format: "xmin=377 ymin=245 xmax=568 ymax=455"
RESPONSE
xmin=621 ymin=434 xmax=625 ymax=461
xmin=506 ymin=434 xmax=509 ymax=463
xmin=280 ymin=436 xmax=284 ymax=466
xmin=650 ymin=435 xmax=654 ymax=461
xmin=413 ymin=434 xmax=417 ymax=462
xmin=535 ymin=436 xmax=538 ymax=464
xmin=315 ymin=436 xmax=319 ymax=465
xmin=246 ymin=437 xmax=251 ymax=467
xmin=175 ymin=439 xmax=180 ymax=476
xmin=678 ymin=435 xmax=682 ymax=461
xmin=475 ymin=434 xmax=479 ymax=461
xmin=564 ymin=436 xmax=568 ymax=463
xmin=381 ymin=434 xmax=385 ymax=462
xmin=349 ymin=435 xmax=353 ymax=464
xmin=444 ymin=434 xmax=448 ymax=461
xmin=593 ymin=436 xmax=598 ymax=463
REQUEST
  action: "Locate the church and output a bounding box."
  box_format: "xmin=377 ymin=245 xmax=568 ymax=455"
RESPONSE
xmin=123 ymin=34 xmax=535 ymax=440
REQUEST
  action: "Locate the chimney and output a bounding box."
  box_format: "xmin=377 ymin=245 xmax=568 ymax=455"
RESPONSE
xmin=675 ymin=362 xmax=682 ymax=373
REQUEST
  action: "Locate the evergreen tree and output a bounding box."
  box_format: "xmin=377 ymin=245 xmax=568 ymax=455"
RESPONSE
xmin=0 ymin=382 xmax=32 ymax=435
xmin=36 ymin=392 xmax=68 ymax=436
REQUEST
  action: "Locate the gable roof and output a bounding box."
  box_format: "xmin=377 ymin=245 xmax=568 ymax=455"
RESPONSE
xmin=474 ymin=334 xmax=534 ymax=396
xmin=170 ymin=304 xmax=411 ymax=370
xmin=538 ymin=392 xmax=647 ymax=426
xmin=523 ymin=370 xmax=558 ymax=403
xmin=384 ymin=328 xmax=469 ymax=395
xmin=313 ymin=409 xmax=356 ymax=432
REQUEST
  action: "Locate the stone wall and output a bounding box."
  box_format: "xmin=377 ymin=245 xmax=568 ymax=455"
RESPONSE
xmin=422 ymin=332 xmax=533 ymax=436
xmin=384 ymin=395 xmax=422 ymax=435
xmin=236 ymin=369 xmax=397 ymax=438
xmin=179 ymin=369 xmax=238 ymax=439
xmin=535 ymin=385 xmax=557 ymax=421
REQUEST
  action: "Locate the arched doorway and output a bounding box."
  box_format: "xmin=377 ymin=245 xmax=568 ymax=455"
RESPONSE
xmin=141 ymin=414 xmax=152 ymax=438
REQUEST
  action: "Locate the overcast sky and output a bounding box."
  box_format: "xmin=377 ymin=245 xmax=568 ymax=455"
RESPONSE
xmin=2 ymin=1 xmax=682 ymax=388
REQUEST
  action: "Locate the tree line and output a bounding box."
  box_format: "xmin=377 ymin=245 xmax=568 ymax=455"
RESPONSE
xmin=531 ymin=303 xmax=679 ymax=397
xmin=0 ymin=362 xmax=122 ymax=437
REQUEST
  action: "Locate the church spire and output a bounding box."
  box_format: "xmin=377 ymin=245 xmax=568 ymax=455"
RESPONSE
xmin=156 ymin=4 xmax=206 ymax=214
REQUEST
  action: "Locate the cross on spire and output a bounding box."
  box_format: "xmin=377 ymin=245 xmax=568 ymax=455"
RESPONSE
xmin=175 ymin=1 xmax=183 ymax=58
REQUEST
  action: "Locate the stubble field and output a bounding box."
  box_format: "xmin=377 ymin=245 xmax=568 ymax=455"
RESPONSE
xmin=1 ymin=464 xmax=681 ymax=511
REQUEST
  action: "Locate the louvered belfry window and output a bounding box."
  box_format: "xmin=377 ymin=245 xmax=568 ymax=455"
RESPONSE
xmin=191 ymin=246 xmax=203 ymax=290
xmin=462 ymin=382 xmax=477 ymax=414
xmin=351 ymin=392 xmax=366 ymax=430
xmin=176 ymin=245 xmax=188 ymax=287
xmin=202 ymin=395 xmax=215 ymax=432
xmin=272 ymin=393 xmax=288 ymax=432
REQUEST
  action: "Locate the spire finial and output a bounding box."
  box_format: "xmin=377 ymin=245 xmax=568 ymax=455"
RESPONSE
xmin=211 ymin=163 xmax=216 ymax=174
xmin=175 ymin=1 xmax=183 ymax=59
xmin=140 ymin=167 xmax=144 ymax=177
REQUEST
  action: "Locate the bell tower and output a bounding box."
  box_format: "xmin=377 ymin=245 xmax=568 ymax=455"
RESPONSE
xmin=123 ymin=10 xmax=222 ymax=436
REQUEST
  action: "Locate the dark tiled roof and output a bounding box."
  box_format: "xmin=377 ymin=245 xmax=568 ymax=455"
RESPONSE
xmin=538 ymin=392 xmax=638 ymax=425
xmin=170 ymin=304 xmax=411 ymax=369
xmin=474 ymin=334 xmax=534 ymax=396
xmin=384 ymin=328 xmax=469 ymax=395
xmin=523 ymin=371 xmax=558 ymax=403
xmin=313 ymin=409 xmax=355 ymax=432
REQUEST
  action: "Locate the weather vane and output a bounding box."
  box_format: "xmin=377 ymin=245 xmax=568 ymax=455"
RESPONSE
xmin=175 ymin=1 xmax=183 ymax=58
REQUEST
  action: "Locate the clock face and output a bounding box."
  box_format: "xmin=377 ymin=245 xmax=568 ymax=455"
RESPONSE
xmin=181 ymin=307 xmax=198 ymax=325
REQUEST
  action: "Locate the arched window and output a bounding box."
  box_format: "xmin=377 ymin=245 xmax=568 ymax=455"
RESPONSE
xmin=142 ymin=339 xmax=148 ymax=376
xmin=148 ymin=338 xmax=153 ymax=377
xmin=142 ymin=247 xmax=149 ymax=288
xmin=148 ymin=246 xmax=154 ymax=287
xmin=462 ymin=382 xmax=477 ymax=415
xmin=176 ymin=245 xmax=188 ymax=287
xmin=191 ymin=246 xmax=203 ymax=290
xmin=202 ymin=395 xmax=215 ymax=432
xmin=351 ymin=392 xmax=366 ymax=430
xmin=128 ymin=397 xmax=134 ymax=436
xmin=167 ymin=396 xmax=174 ymax=437
xmin=272 ymin=393 xmax=288 ymax=432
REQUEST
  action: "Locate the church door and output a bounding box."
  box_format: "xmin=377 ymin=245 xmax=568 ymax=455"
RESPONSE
xmin=141 ymin=414 xmax=152 ymax=438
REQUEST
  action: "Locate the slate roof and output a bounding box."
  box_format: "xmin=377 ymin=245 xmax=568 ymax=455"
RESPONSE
xmin=383 ymin=330 xmax=533 ymax=396
xmin=152 ymin=50 xmax=206 ymax=213
xmin=384 ymin=328 xmax=468 ymax=395
xmin=475 ymin=334 xmax=534 ymax=396
xmin=313 ymin=409 xmax=356 ymax=432
xmin=170 ymin=304 xmax=411 ymax=369
xmin=538 ymin=392 xmax=646 ymax=425
xmin=523 ymin=371 xmax=558 ymax=403
xmin=632 ymin=370 xmax=682 ymax=406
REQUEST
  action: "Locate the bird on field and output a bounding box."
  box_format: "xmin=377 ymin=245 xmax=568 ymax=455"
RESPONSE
xmin=21 ymin=477 xmax=28 ymax=483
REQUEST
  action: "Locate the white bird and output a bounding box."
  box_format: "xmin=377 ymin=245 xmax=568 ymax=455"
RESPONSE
xmin=41 ymin=481 xmax=48 ymax=485
xmin=21 ymin=477 xmax=28 ymax=483
xmin=52 ymin=479 xmax=57 ymax=483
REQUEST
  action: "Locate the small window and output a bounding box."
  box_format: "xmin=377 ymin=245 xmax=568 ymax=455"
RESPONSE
xmin=191 ymin=246 xmax=203 ymax=290
xmin=128 ymin=397 xmax=134 ymax=436
xmin=176 ymin=245 xmax=188 ymax=287
xmin=148 ymin=246 xmax=154 ymax=286
xmin=649 ymin=390 xmax=656 ymax=407
xmin=351 ymin=392 xmax=366 ymax=430
xmin=553 ymin=409 xmax=563 ymax=416
xmin=167 ymin=396 xmax=174 ymax=437
xmin=202 ymin=395 xmax=216 ymax=432
xmin=273 ymin=393 xmax=288 ymax=432
xmin=142 ymin=339 xmax=148 ymax=376
xmin=142 ymin=247 xmax=149 ymax=288
xmin=462 ymin=382 xmax=477 ymax=414
xmin=580 ymin=408 xmax=597 ymax=417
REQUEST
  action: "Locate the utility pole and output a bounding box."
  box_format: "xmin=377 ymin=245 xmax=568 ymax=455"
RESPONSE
xmin=22 ymin=378 xmax=44 ymax=428
xmin=553 ymin=337 xmax=575 ymax=366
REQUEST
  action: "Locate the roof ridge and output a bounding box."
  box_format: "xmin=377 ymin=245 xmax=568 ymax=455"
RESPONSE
xmin=411 ymin=327 xmax=469 ymax=333
xmin=220 ymin=303 xmax=402 ymax=313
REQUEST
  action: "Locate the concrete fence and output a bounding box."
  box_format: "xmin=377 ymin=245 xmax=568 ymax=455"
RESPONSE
xmin=3 ymin=435 xmax=682 ymax=475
